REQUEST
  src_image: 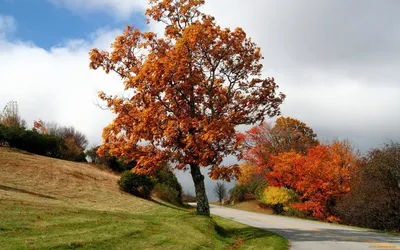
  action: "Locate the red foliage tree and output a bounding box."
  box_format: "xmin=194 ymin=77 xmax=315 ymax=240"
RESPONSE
xmin=267 ymin=141 xmax=357 ymax=221
xmin=89 ymin=0 xmax=285 ymax=216
xmin=240 ymin=117 xmax=318 ymax=174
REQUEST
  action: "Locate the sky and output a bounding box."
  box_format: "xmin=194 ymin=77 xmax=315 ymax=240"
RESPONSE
xmin=1 ymin=0 xmax=399 ymax=201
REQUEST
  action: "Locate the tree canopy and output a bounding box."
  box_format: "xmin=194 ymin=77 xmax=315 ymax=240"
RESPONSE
xmin=89 ymin=0 xmax=285 ymax=215
xmin=240 ymin=117 xmax=318 ymax=169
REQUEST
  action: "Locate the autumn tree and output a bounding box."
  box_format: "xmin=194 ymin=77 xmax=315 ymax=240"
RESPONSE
xmin=34 ymin=120 xmax=88 ymax=161
xmin=272 ymin=117 xmax=319 ymax=153
xmin=267 ymin=141 xmax=357 ymax=221
xmin=240 ymin=117 xmax=318 ymax=171
xmin=61 ymin=126 xmax=88 ymax=152
xmin=236 ymin=163 xmax=255 ymax=186
xmin=266 ymin=150 xmax=303 ymax=189
xmin=235 ymin=162 xmax=266 ymax=201
xmin=89 ymin=0 xmax=285 ymax=215
xmin=0 ymin=101 xmax=26 ymax=129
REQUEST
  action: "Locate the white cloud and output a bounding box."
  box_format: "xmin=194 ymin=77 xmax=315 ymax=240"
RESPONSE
xmin=49 ymin=0 xmax=148 ymax=20
xmin=201 ymin=0 xmax=400 ymax=152
xmin=0 ymin=27 xmax=125 ymax=147
xmin=0 ymin=15 xmax=16 ymax=37
xmin=278 ymin=72 xmax=400 ymax=151
xmin=203 ymin=0 xmax=400 ymax=82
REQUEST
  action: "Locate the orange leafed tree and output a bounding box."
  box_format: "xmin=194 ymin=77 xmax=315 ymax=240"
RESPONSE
xmin=268 ymin=141 xmax=357 ymax=221
xmin=240 ymin=117 xmax=318 ymax=173
xmin=33 ymin=119 xmax=47 ymax=134
xmin=237 ymin=163 xmax=256 ymax=186
xmin=272 ymin=117 xmax=319 ymax=153
xmin=267 ymin=150 xmax=303 ymax=188
xmin=89 ymin=0 xmax=285 ymax=216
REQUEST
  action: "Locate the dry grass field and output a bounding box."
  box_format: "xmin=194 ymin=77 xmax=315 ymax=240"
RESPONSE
xmin=0 ymin=147 xmax=288 ymax=250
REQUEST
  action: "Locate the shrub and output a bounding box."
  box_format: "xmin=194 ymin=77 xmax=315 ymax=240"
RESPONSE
xmin=34 ymin=121 xmax=88 ymax=160
xmin=105 ymin=157 xmax=136 ymax=172
xmin=0 ymin=124 xmax=65 ymax=158
xmin=74 ymin=153 xmax=88 ymax=162
xmin=117 ymin=171 xmax=154 ymax=199
xmin=254 ymin=183 xmax=267 ymax=201
xmin=152 ymin=183 xmax=181 ymax=206
xmin=283 ymin=207 xmax=312 ymax=219
xmin=260 ymin=186 xmax=298 ymax=214
xmin=230 ymin=180 xmax=267 ymax=204
xmin=153 ymin=166 xmax=182 ymax=201
xmin=86 ymin=146 xmax=137 ymax=172
xmin=229 ymin=185 xmax=249 ymax=203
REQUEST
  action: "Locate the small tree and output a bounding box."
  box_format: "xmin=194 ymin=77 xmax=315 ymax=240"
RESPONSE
xmin=214 ymin=182 xmax=227 ymax=203
xmin=0 ymin=101 xmax=26 ymax=129
xmin=89 ymin=0 xmax=285 ymax=216
xmin=236 ymin=163 xmax=255 ymax=186
xmin=59 ymin=126 xmax=88 ymax=151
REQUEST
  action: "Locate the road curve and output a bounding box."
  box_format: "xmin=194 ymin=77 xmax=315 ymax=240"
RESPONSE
xmin=208 ymin=204 xmax=400 ymax=250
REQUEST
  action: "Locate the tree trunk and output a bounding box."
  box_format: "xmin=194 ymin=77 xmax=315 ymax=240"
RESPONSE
xmin=190 ymin=163 xmax=210 ymax=216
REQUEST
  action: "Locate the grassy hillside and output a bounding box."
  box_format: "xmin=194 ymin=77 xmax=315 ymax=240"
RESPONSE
xmin=0 ymin=147 xmax=288 ymax=250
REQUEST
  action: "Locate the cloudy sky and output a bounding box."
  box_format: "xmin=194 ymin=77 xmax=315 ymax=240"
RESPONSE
xmin=1 ymin=0 xmax=399 ymax=200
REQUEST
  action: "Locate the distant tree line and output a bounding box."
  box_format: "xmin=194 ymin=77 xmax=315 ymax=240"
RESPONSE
xmin=0 ymin=101 xmax=142 ymax=172
xmin=0 ymin=101 xmax=87 ymax=162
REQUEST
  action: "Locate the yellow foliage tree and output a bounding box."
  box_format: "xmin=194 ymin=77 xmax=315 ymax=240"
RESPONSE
xmin=261 ymin=186 xmax=297 ymax=214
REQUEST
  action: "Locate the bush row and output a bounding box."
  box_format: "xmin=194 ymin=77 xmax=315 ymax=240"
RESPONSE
xmin=0 ymin=125 xmax=88 ymax=162
xmin=0 ymin=125 xmax=65 ymax=159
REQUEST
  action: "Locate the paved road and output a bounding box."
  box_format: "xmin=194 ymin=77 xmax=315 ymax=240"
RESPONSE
xmin=208 ymin=204 xmax=400 ymax=250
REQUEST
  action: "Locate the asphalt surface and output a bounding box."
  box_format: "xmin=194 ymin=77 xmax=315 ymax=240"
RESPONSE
xmin=202 ymin=204 xmax=400 ymax=250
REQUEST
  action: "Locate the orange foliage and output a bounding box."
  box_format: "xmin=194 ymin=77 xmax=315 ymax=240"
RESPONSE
xmin=273 ymin=117 xmax=319 ymax=153
xmin=239 ymin=115 xmax=356 ymax=221
xmin=33 ymin=120 xmax=47 ymax=134
xmin=237 ymin=163 xmax=255 ymax=185
xmin=267 ymin=141 xmax=357 ymax=221
xmin=240 ymin=117 xmax=318 ymax=174
xmin=89 ymin=0 xmax=285 ymax=180
xmin=267 ymin=150 xmax=302 ymax=188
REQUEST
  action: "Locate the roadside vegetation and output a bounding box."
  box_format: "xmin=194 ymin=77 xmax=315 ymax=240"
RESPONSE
xmin=225 ymin=117 xmax=399 ymax=232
